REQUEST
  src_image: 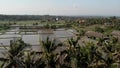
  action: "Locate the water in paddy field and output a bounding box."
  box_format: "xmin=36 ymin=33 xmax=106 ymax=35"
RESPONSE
xmin=0 ymin=28 xmax=75 ymax=57
xmin=0 ymin=28 xmax=75 ymax=44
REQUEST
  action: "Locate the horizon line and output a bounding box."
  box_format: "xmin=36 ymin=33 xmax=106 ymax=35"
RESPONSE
xmin=0 ymin=14 xmax=120 ymax=17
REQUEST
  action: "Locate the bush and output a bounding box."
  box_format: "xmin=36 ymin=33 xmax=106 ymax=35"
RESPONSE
xmin=94 ymin=27 xmax=104 ymax=33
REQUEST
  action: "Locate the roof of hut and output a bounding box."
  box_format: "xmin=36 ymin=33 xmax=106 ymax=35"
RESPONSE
xmin=85 ymin=31 xmax=103 ymax=38
xmin=111 ymin=30 xmax=120 ymax=36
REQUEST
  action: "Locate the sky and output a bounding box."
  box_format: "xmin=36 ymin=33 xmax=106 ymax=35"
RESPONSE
xmin=0 ymin=0 xmax=120 ymax=16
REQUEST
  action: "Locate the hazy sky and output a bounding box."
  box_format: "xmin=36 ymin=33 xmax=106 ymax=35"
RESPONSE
xmin=0 ymin=0 xmax=120 ymax=16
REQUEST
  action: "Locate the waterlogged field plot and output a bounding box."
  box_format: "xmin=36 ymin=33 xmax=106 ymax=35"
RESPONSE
xmin=0 ymin=28 xmax=75 ymax=47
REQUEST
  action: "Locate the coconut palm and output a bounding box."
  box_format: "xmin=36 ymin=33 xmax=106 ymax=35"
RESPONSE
xmin=41 ymin=37 xmax=62 ymax=68
xmin=77 ymin=42 xmax=102 ymax=68
xmin=76 ymin=46 xmax=91 ymax=68
xmin=97 ymin=37 xmax=116 ymax=68
xmin=41 ymin=37 xmax=57 ymax=53
xmin=0 ymin=39 xmax=29 ymax=68
xmin=23 ymin=51 xmax=45 ymax=68
xmin=63 ymin=37 xmax=94 ymax=68
xmin=85 ymin=42 xmax=98 ymax=68
xmin=66 ymin=37 xmax=80 ymax=68
xmin=63 ymin=37 xmax=98 ymax=68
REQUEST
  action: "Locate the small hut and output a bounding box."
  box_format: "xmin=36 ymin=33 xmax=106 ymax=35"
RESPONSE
xmin=85 ymin=31 xmax=104 ymax=39
xmin=111 ymin=30 xmax=120 ymax=43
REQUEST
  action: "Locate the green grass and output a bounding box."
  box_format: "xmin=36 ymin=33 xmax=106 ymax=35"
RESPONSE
xmin=0 ymin=20 xmax=65 ymax=25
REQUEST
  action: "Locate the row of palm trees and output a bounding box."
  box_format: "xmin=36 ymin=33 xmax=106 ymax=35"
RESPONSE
xmin=0 ymin=36 xmax=120 ymax=68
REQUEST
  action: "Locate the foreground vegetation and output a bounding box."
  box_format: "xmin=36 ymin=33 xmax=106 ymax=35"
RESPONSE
xmin=0 ymin=36 xmax=120 ymax=68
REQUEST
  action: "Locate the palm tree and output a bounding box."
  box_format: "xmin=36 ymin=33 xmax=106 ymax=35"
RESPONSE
xmin=23 ymin=51 xmax=45 ymax=68
xmin=41 ymin=37 xmax=57 ymax=53
xmin=85 ymin=42 xmax=98 ymax=68
xmin=0 ymin=39 xmax=29 ymax=68
xmin=41 ymin=37 xmax=61 ymax=68
xmin=62 ymin=37 xmax=97 ymax=68
xmin=77 ymin=42 xmax=101 ymax=68
xmin=67 ymin=37 xmax=80 ymax=68
xmin=76 ymin=46 xmax=90 ymax=68
xmin=97 ymin=37 xmax=116 ymax=68
xmin=63 ymin=37 xmax=95 ymax=68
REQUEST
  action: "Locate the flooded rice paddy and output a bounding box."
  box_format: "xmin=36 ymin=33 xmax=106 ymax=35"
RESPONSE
xmin=0 ymin=28 xmax=75 ymax=57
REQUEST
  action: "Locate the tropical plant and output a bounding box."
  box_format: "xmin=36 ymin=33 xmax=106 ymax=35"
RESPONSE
xmin=23 ymin=51 xmax=45 ymax=68
xmin=41 ymin=37 xmax=61 ymax=68
xmin=0 ymin=39 xmax=29 ymax=68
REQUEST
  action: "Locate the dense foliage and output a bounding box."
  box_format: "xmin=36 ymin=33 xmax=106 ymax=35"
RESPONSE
xmin=0 ymin=36 xmax=120 ymax=68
